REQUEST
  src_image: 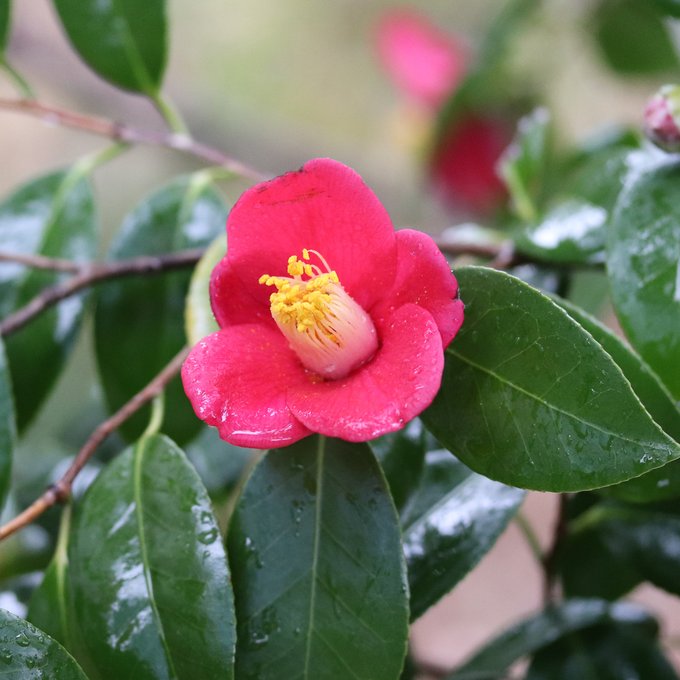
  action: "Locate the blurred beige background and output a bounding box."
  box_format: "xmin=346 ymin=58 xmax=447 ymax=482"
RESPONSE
xmin=1 ymin=0 xmax=677 ymax=675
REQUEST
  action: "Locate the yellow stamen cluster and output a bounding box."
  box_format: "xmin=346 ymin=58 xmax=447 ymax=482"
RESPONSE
xmin=258 ymin=250 xmax=340 ymax=336
xmin=258 ymin=248 xmax=378 ymax=380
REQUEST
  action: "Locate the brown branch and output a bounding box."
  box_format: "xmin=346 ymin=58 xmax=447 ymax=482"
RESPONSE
xmin=0 ymin=97 xmax=268 ymax=182
xmin=0 ymin=248 xmax=204 ymax=336
xmin=0 ymin=346 xmax=190 ymax=542
xmin=0 ymin=250 xmax=81 ymax=273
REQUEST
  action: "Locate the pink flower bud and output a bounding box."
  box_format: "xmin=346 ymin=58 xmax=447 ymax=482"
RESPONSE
xmin=644 ymin=85 xmax=680 ymax=152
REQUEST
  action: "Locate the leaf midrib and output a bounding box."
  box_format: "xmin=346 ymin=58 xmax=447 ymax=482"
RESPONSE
xmin=446 ymin=346 xmax=678 ymax=455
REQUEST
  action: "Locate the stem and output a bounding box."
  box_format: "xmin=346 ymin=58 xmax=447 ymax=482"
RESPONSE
xmin=0 ymin=250 xmax=80 ymax=273
xmin=0 ymin=97 xmax=267 ymax=182
xmin=514 ymin=511 xmax=544 ymax=566
xmin=0 ymin=59 xmax=35 ymax=99
xmin=542 ymin=493 xmax=570 ymax=604
xmin=0 ymin=347 xmax=189 ymax=542
xmin=143 ymin=393 xmax=165 ymax=437
xmin=151 ymin=90 xmax=189 ymax=135
xmin=0 ymin=248 xmax=204 ymax=336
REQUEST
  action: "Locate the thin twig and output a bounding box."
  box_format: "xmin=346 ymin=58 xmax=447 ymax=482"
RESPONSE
xmin=433 ymin=237 xmax=521 ymax=269
xmin=0 ymin=97 xmax=268 ymax=182
xmin=0 ymin=249 xmax=81 ymax=273
xmin=0 ymin=347 xmax=190 ymax=542
xmin=542 ymin=493 xmax=570 ymax=604
xmin=0 ymin=248 xmax=204 ymax=336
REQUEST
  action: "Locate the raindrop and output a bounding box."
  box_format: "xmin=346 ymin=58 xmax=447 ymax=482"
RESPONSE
xmin=25 ymin=657 xmax=35 ymax=669
xmin=14 ymin=634 xmax=30 ymax=648
xmin=251 ymin=631 xmax=269 ymax=646
xmin=197 ymin=528 xmax=219 ymax=545
xmin=0 ymin=650 xmax=12 ymax=665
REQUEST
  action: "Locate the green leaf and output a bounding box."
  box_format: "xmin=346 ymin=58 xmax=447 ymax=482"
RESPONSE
xmin=422 ymin=266 xmax=680 ymax=491
xmin=449 ymin=599 xmax=655 ymax=679
xmin=592 ymin=0 xmax=679 ymax=75
xmin=228 ymin=436 xmax=409 ymax=680
xmin=0 ymin=0 xmax=10 ymax=54
xmin=607 ymin=159 xmax=680 ymax=399
xmin=561 ymin=501 xmax=680 ymax=601
xmin=0 ymin=608 xmax=88 ymax=679
xmin=499 ymin=107 xmax=552 ymax=222
xmin=69 ymin=433 xmax=235 ymax=679
xmin=94 ymin=174 xmax=226 ymax=444
xmin=185 ymin=233 xmax=224 ymax=346
xmin=0 ymin=338 xmax=14 ymax=512
xmin=27 ymin=505 xmax=74 ymax=650
xmin=527 ymin=617 xmax=679 ymax=679
xmin=369 ymin=418 xmax=430 ymax=512
xmin=554 ymin=297 xmax=680 ymax=502
xmin=654 ymin=0 xmax=680 ymax=18
xmin=514 ymin=200 xmax=608 ymax=264
xmin=402 ymin=449 xmax=525 ymax=620
xmin=52 ymin=0 xmax=167 ymax=94
xmin=0 ymin=169 xmax=97 ymax=430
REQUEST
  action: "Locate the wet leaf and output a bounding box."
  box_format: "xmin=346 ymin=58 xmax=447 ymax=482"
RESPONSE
xmin=69 ymin=433 xmax=235 ymax=679
xmin=0 ymin=608 xmax=88 ymax=679
xmin=0 ymin=169 xmax=96 ymax=430
xmin=52 ymin=0 xmax=167 ymax=94
xmin=228 ymin=435 xmax=409 ymax=679
xmin=94 ymin=174 xmax=226 ymax=444
xmin=402 ymin=449 xmax=525 ymax=620
xmin=607 ymin=158 xmax=680 ymax=399
xmin=449 ymin=599 xmax=655 ymax=679
xmin=554 ymin=296 xmax=680 ymax=502
xmin=423 ymin=266 xmax=680 ymax=491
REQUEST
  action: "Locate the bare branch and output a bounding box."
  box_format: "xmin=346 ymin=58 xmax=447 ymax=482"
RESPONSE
xmin=0 ymin=248 xmax=205 ymax=336
xmin=0 ymin=346 xmax=190 ymax=542
xmin=0 ymin=97 xmax=268 ymax=182
xmin=0 ymin=249 xmax=81 ymax=273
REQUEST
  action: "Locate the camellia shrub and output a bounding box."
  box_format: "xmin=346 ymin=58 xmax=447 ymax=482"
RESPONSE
xmin=0 ymin=1 xmax=679 ymax=678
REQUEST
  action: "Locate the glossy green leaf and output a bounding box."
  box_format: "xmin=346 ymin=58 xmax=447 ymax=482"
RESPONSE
xmin=52 ymin=0 xmax=167 ymax=94
xmin=402 ymin=449 xmax=525 ymax=620
xmin=592 ymin=0 xmax=679 ymax=75
xmin=228 ymin=436 xmax=409 ymax=680
xmin=449 ymin=599 xmax=654 ymax=679
xmin=561 ymin=501 xmax=680 ymax=601
xmin=0 ymin=0 xmax=10 ymax=54
xmin=607 ymin=159 xmax=680 ymax=399
xmin=0 ymin=608 xmax=88 ymax=679
xmin=527 ymin=617 xmax=678 ymax=679
xmin=0 ymin=169 xmax=96 ymax=430
xmin=185 ymin=233 xmax=225 ymax=346
xmin=554 ymin=297 xmax=680 ymax=502
xmin=422 ymin=266 xmax=680 ymax=491
xmin=500 ymin=107 xmax=552 ymax=221
xmin=94 ymin=174 xmax=226 ymax=444
xmin=69 ymin=433 xmax=235 ymax=680
xmin=369 ymin=418 xmax=430 ymax=512
xmin=514 ymin=200 xmax=608 ymax=264
xmin=27 ymin=506 xmax=74 ymax=650
xmin=185 ymin=425 xmax=253 ymax=502
xmin=0 ymin=338 xmax=14 ymax=512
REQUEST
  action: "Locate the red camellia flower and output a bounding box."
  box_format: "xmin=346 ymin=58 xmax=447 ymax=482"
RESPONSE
xmin=182 ymin=158 xmax=464 ymax=449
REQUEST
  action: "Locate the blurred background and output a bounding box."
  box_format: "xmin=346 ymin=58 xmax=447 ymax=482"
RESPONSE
xmin=0 ymin=0 xmax=678 ymax=674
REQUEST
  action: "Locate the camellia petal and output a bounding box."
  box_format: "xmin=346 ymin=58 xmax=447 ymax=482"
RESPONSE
xmin=287 ymin=304 xmax=444 ymax=442
xmin=210 ymin=257 xmax=274 ymax=329
xmin=225 ymin=158 xmax=398 ymax=311
xmin=181 ymin=324 xmax=311 ymax=448
xmin=371 ymin=228 xmax=464 ymax=346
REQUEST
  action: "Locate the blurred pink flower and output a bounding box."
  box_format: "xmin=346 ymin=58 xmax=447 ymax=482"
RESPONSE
xmin=377 ymin=9 xmax=468 ymax=110
xmin=182 ymin=158 xmax=463 ymax=449
xmin=644 ymin=84 xmax=680 ymax=152
xmin=377 ymin=9 xmax=513 ymax=214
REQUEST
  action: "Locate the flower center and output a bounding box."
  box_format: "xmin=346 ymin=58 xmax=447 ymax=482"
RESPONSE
xmin=259 ymin=249 xmax=378 ymax=379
